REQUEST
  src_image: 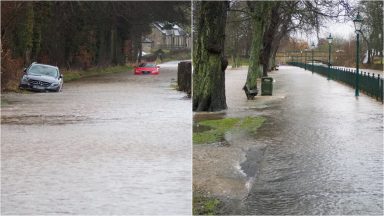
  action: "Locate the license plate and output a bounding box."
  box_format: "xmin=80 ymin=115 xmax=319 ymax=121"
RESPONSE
xmin=33 ymin=85 xmax=45 ymax=90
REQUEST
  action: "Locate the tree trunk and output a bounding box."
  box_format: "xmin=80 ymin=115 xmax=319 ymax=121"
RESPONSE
xmin=261 ymin=2 xmax=280 ymax=76
xmin=245 ymin=2 xmax=271 ymax=91
xmin=24 ymin=2 xmax=34 ymax=65
xmin=110 ymin=28 xmax=116 ymax=64
xmin=177 ymin=61 xmax=191 ymax=96
xmin=193 ymin=1 xmax=229 ymax=112
xmin=271 ymin=46 xmax=278 ymax=70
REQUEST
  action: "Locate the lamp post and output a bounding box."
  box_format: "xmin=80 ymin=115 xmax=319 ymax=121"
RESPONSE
xmin=353 ymin=12 xmax=363 ymax=97
xmin=300 ymin=50 xmax=303 ymax=67
xmin=311 ymin=42 xmax=315 ymax=74
xmin=379 ymin=33 xmax=382 ymax=65
xmin=304 ymin=48 xmax=308 ymax=70
xmin=327 ymin=33 xmax=333 ymax=80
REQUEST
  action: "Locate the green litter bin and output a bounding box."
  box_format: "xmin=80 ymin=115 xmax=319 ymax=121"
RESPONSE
xmin=261 ymin=77 xmax=273 ymax=96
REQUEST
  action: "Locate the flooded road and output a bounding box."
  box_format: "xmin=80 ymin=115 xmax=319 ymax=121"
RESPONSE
xmin=225 ymin=66 xmax=383 ymax=214
xmin=1 ymin=62 xmax=191 ymax=214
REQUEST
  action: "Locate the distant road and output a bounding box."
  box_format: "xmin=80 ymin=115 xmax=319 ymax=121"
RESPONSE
xmin=158 ymin=60 xmax=191 ymax=68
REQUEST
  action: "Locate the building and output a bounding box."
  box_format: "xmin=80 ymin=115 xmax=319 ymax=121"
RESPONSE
xmin=143 ymin=22 xmax=191 ymax=52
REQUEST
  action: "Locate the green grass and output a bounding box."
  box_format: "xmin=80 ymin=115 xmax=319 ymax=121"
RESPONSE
xmin=1 ymin=98 xmax=9 ymax=107
xmin=1 ymin=65 xmax=132 ymax=92
xmin=193 ymin=192 xmax=222 ymax=215
xmin=193 ymin=116 xmax=265 ymax=144
xmin=63 ymin=65 xmax=132 ymax=82
xmin=239 ymin=116 xmax=266 ymax=133
xmin=193 ymin=118 xmax=240 ymax=144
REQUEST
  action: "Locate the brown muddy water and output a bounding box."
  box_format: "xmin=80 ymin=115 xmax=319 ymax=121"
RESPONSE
xmin=238 ymin=66 xmax=383 ymax=214
xmin=1 ymin=61 xmax=192 ymax=215
xmin=195 ymin=65 xmax=383 ymax=215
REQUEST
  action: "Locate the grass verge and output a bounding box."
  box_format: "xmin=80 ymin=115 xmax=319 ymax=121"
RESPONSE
xmin=193 ymin=116 xmax=265 ymax=144
xmin=1 ymin=98 xmax=9 ymax=107
xmin=1 ymin=65 xmax=133 ymax=93
xmin=63 ymin=65 xmax=132 ymax=82
xmin=193 ymin=190 xmax=223 ymax=215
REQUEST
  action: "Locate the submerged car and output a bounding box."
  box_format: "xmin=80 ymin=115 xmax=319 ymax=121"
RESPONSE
xmin=19 ymin=62 xmax=63 ymax=92
xmin=134 ymin=62 xmax=160 ymax=75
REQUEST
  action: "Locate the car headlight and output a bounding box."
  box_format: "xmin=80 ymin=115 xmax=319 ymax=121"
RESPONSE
xmin=22 ymin=76 xmax=28 ymax=82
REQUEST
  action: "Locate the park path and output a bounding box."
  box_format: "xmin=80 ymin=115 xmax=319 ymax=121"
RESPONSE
xmin=223 ymin=65 xmax=382 ymax=214
xmin=1 ymin=62 xmax=192 ymax=215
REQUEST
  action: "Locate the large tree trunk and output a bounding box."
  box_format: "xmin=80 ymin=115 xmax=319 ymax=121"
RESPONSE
xmin=110 ymin=28 xmax=117 ymax=64
xmin=177 ymin=61 xmax=191 ymax=96
xmin=261 ymin=2 xmax=280 ymax=76
xmin=193 ymin=1 xmax=229 ymax=112
xmin=270 ymin=45 xmax=279 ymax=70
xmin=245 ymin=2 xmax=271 ymax=91
xmin=24 ymin=2 xmax=34 ymax=65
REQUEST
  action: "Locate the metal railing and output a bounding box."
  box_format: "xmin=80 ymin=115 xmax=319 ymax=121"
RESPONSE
xmin=288 ymin=62 xmax=383 ymax=102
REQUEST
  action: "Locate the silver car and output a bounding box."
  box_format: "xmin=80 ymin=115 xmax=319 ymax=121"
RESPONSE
xmin=19 ymin=62 xmax=63 ymax=92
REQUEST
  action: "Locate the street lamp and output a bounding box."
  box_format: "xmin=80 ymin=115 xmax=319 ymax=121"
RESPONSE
xmin=379 ymin=33 xmax=382 ymax=65
xmin=327 ymin=33 xmax=333 ymax=80
xmin=353 ymin=12 xmax=363 ymax=97
xmin=311 ymin=42 xmax=315 ymax=74
xmin=304 ymin=49 xmax=308 ymax=70
xmin=300 ymin=50 xmax=303 ymax=66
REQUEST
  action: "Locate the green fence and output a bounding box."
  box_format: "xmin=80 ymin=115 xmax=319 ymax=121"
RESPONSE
xmin=288 ymin=62 xmax=383 ymax=102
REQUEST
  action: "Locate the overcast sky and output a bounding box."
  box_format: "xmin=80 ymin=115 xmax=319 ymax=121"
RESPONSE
xmin=323 ymin=20 xmax=355 ymax=39
xmin=292 ymin=0 xmax=360 ymax=46
xmin=292 ymin=19 xmax=356 ymax=46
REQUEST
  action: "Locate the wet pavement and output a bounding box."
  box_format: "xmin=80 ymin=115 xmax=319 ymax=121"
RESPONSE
xmin=223 ymin=65 xmax=383 ymax=214
xmin=1 ymin=62 xmax=191 ymax=215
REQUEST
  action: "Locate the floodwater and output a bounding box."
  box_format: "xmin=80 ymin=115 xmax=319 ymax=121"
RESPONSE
xmin=226 ymin=66 xmax=383 ymax=215
xmin=1 ymin=62 xmax=191 ymax=215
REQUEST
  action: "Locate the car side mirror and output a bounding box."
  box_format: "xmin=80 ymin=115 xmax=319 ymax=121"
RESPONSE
xmin=59 ymin=74 xmax=63 ymax=79
xmin=23 ymin=68 xmax=27 ymax=73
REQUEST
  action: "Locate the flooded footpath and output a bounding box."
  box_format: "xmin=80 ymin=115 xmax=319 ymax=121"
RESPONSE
xmin=194 ymin=65 xmax=383 ymax=215
xmin=1 ymin=61 xmax=191 ymax=215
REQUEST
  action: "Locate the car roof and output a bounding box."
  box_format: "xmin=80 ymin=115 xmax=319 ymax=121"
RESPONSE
xmin=31 ymin=62 xmax=59 ymax=70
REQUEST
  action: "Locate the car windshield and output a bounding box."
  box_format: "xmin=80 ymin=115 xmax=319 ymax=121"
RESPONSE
xmin=28 ymin=65 xmax=58 ymax=77
xmin=139 ymin=63 xmax=156 ymax=67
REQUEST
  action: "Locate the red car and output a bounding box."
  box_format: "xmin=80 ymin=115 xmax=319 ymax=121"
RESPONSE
xmin=134 ymin=63 xmax=160 ymax=75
